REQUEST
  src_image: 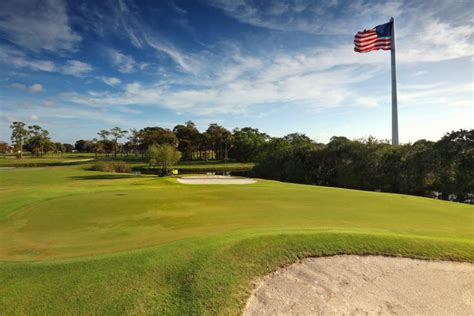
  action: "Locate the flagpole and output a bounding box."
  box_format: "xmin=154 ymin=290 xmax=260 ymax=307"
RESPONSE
xmin=390 ymin=17 xmax=399 ymax=145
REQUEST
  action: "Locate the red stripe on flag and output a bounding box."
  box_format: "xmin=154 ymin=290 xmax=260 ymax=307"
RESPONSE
xmin=354 ymin=36 xmax=390 ymax=44
xmin=354 ymin=35 xmax=378 ymax=43
xmin=354 ymin=45 xmax=391 ymax=53
xmin=354 ymin=39 xmax=391 ymax=48
xmin=355 ymin=32 xmax=376 ymax=39
xmin=354 ymin=26 xmax=391 ymax=53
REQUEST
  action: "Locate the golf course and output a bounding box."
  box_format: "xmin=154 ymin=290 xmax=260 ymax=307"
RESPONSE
xmin=0 ymin=163 xmax=472 ymax=314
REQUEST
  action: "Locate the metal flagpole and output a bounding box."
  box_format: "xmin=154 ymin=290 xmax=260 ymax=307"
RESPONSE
xmin=390 ymin=17 xmax=399 ymax=145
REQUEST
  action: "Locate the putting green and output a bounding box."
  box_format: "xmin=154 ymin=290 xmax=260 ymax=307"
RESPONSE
xmin=1 ymin=169 xmax=472 ymax=261
xmin=0 ymin=166 xmax=473 ymax=314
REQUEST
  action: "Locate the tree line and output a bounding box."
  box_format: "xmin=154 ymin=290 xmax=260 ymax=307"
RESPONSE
xmin=7 ymin=122 xmax=74 ymax=157
xmin=5 ymin=121 xmax=472 ymax=202
xmin=73 ymin=121 xmax=267 ymax=162
xmin=252 ymin=130 xmax=473 ymax=203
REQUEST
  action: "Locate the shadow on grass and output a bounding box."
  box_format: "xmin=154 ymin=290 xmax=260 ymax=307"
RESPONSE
xmin=69 ymin=174 xmax=139 ymax=180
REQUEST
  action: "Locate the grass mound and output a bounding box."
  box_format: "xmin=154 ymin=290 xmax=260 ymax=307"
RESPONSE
xmin=0 ymin=232 xmax=472 ymax=314
xmin=0 ymin=165 xmax=472 ymax=314
xmin=91 ymin=161 xmax=131 ymax=173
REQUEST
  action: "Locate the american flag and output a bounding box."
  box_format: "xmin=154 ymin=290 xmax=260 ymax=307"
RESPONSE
xmin=354 ymin=21 xmax=393 ymax=53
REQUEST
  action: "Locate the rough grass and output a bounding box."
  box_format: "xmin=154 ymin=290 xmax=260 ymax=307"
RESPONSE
xmin=0 ymin=153 xmax=255 ymax=172
xmin=91 ymin=161 xmax=131 ymax=173
xmin=0 ymin=153 xmax=96 ymax=167
xmin=0 ymin=166 xmax=472 ymax=314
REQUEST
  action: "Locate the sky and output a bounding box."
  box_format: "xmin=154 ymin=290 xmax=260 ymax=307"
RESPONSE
xmin=0 ymin=0 xmax=472 ymax=144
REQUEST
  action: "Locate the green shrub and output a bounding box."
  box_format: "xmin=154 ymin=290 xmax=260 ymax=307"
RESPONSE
xmin=91 ymin=161 xmax=111 ymax=172
xmin=112 ymin=161 xmax=131 ymax=173
xmin=91 ymin=161 xmax=131 ymax=173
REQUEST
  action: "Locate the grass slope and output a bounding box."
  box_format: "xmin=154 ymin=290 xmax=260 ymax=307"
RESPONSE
xmin=0 ymin=166 xmax=473 ymax=314
xmin=0 ymin=153 xmax=255 ymax=172
xmin=0 ymin=153 xmax=96 ymax=167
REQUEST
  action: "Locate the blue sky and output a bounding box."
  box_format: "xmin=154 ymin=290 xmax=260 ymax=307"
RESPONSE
xmin=0 ymin=0 xmax=472 ymax=143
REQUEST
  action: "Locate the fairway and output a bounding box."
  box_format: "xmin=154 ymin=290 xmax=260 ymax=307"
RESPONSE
xmin=0 ymin=165 xmax=473 ymax=314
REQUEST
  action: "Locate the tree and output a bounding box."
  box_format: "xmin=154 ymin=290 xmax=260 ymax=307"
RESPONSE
xmin=433 ymin=129 xmax=474 ymax=201
xmin=97 ymin=130 xmax=111 ymax=155
xmin=283 ymin=133 xmax=315 ymax=149
xmin=193 ymin=132 xmax=208 ymax=160
xmin=128 ymin=128 xmax=140 ymax=156
xmin=173 ymin=121 xmax=200 ymax=160
xmin=26 ymin=125 xmax=51 ymax=156
xmin=63 ymin=143 xmax=74 ymax=153
xmin=10 ymin=121 xmax=28 ymax=159
xmin=230 ymin=127 xmax=269 ymax=162
xmin=138 ymin=127 xmax=178 ymax=154
xmin=75 ymin=139 xmax=94 ymax=152
xmin=110 ymin=127 xmax=128 ymax=158
xmin=254 ymin=137 xmax=292 ymax=180
xmin=204 ymin=123 xmax=232 ymax=161
xmin=91 ymin=138 xmax=103 ymax=159
xmin=54 ymin=142 xmax=66 ymax=153
xmin=0 ymin=141 xmax=11 ymax=154
xmin=147 ymin=144 xmax=182 ymax=176
xmin=25 ymin=125 xmax=52 ymax=156
xmin=403 ymin=140 xmax=435 ymax=196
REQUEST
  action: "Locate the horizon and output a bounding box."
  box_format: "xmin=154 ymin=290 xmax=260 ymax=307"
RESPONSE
xmin=1 ymin=0 xmax=473 ymax=144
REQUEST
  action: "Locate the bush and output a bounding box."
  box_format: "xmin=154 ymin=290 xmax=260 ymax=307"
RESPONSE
xmin=147 ymin=144 xmax=181 ymax=171
xmin=91 ymin=161 xmax=131 ymax=173
xmin=113 ymin=161 xmax=131 ymax=173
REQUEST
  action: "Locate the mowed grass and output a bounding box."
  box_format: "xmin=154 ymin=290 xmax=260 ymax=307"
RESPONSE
xmin=0 ymin=153 xmax=96 ymax=166
xmin=0 ymin=166 xmax=473 ymax=314
xmin=0 ymin=153 xmax=255 ymax=172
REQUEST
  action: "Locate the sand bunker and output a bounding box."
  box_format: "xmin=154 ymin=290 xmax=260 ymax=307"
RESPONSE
xmin=177 ymin=175 xmax=256 ymax=185
xmin=61 ymin=158 xmax=94 ymax=163
xmin=245 ymin=255 xmax=474 ymax=315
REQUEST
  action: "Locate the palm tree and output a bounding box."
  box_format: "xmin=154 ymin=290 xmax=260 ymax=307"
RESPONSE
xmin=110 ymin=127 xmax=128 ymax=158
xmin=10 ymin=121 xmax=28 ymax=159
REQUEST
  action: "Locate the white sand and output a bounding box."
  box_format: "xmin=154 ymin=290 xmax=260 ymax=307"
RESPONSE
xmin=245 ymin=255 xmax=474 ymax=315
xmin=61 ymin=158 xmax=94 ymax=163
xmin=177 ymin=175 xmax=256 ymax=185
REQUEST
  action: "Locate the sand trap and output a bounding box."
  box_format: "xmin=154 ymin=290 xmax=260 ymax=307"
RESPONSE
xmin=177 ymin=175 xmax=256 ymax=185
xmin=61 ymin=158 xmax=94 ymax=163
xmin=245 ymin=255 xmax=474 ymax=315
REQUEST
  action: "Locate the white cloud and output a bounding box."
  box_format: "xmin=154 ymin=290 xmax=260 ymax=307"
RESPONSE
xmin=0 ymin=45 xmax=56 ymax=72
xmin=144 ymin=35 xmax=200 ymax=74
xmin=210 ymin=0 xmax=473 ymax=64
xmin=397 ymin=17 xmax=474 ymax=63
xmin=115 ymin=0 xmax=146 ymax=48
xmin=208 ymin=0 xmax=403 ymax=35
xmin=30 ymin=84 xmax=44 ymax=93
xmin=398 ymin=82 xmax=473 ymax=109
xmin=10 ymin=83 xmax=44 ymax=93
xmin=98 ymin=76 xmax=122 ymax=86
xmin=60 ymin=57 xmax=383 ymax=115
xmin=62 ymin=60 xmax=93 ymax=77
xmin=0 ymin=103 xmax=135 ymax=130
xmin=0 ymin=0 xmax=81 ymax=52
xmin=0 ymin=46 xmax=96 ymax=77
xmin=107 ymin=48 xmax=142 ymax=73
xmin=42 ymin=100 xmax=56 ymax=108
xmin=82 ymin=0 xmax=199 ymax=74
xmin=58 ymin=31 xmax=472 ymax=120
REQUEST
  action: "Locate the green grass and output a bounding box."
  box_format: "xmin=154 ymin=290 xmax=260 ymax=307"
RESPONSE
xmin=0 ymin=153 xmax=96 ymax=167
xmin=0 ymin=153 xmax=255 ymax=173
xmin=115 ymin=157 xmax=255 ymax=172
xmin=0 ymin=166 xmax=472 ymax=314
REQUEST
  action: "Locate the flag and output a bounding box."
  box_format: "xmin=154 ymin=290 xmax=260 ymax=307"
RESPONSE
xmin=354 ymin=21 xmax=392 ymax=53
